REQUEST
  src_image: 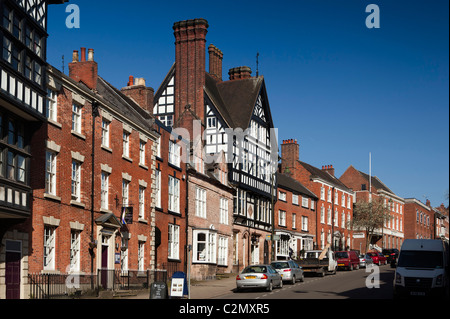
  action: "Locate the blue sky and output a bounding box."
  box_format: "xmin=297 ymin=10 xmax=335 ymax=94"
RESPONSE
xmin=47 ymin=0 xmax=449 ymax=207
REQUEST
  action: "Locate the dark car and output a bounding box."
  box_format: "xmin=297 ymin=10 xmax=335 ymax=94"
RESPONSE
xmin=382 ymin=249 xmax=399 ymax=263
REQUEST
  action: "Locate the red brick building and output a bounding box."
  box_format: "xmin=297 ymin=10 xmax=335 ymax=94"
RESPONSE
xmin=434 ymin=203 xmax=449 ymax=241
xmin=29 ymin=49 xmax=161 ymax=286
xmin=404 ymin=198 xmax=434 ymax=240
xmin=340 ymin=165 xmax=404 ymax=252
xmin=280 ymin=139 xmax=354 ymax=251
xmin=274 ymin=172 xmax=317 ymax=259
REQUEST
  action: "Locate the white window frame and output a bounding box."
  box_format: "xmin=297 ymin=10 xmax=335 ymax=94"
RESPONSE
xmin=292 ymin=213 xmax=297 ymax=229
xmin=122 ymin=131 xmax=130 ymax=158
xmin=101 ymin=171 xmax=109 ymax=210
xmin=43 ymin=226 xmax=55 ymax=271
xmin=45 ymin=151 xmax=56 ymax=195
xmin=278 ymin=210 xmax=286 ymax=227
xmin=193 ymin=230 xmax=217 ymax=263
xmin=320 ymin=187 xmax=325 ymax=200
xmin=139 ymin=140 xmax=146 ymax=165
xmin=169 ymin=140 xmax=180 ymax=167
xmin=195 ymin=187 xmax=206 ymax=218
xmin=139 ymin=186 xmax=145 ymax=219
xmin=72 ymin=103 xmax=82 ymax=134
xmin=168 ymin=224 xmax=180 ymax=260
xmin=138 ymin=241 xmax=145 ymax=272
xmin=155 ymin=169 xmax=161 ymax=208
xmin=292 ymin=194 xmax=299 ymax=206
xmin=168 ymin=176 xmax=180 ymax=213
xmin=71 ymin=160 xmax=81 ymax=201
xmin=101 ymin=119 xmax=110 ymax=148
xmin=220 ymin=197 xmax=228 ymax=225
xmin=301 ymin=196 xmax=309 ymax=208
xmin=278 ymin=191 xmax=286 ymax=201
xmin=218 ymin=236 xmax=228 ymax=266
xmin=70 ymin=230 xmax=80 ymax=272
xmin=122 ymin=179 xmax=129 ymax=206
xmin=46 ymin=88 xmax=57 ymax=122
xmin=302 ymin=216 xmax=308 ymax=231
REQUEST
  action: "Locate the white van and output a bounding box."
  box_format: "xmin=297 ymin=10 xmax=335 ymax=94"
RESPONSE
xmin=393 ymin=239 xmax=449 ymax=298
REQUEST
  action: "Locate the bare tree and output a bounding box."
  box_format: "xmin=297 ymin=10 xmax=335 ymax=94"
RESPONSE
xmin=351 ymin=197 xmax=391 ymax=252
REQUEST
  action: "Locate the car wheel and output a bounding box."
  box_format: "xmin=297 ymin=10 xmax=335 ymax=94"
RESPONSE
xmin=349 ymin=264 xmax=353 ymax=271
xmin=291 ymin=276 xmax=296 ymax=285
xmin=279 ymin=280 xmax=283 ymax=289
xmin=266 ymin=281 xmax=273 ymax=292
xmin=300 ymin=273 xmax=304 ymax=282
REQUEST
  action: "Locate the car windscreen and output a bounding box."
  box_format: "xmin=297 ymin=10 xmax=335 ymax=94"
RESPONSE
xmin=397 ymin=250 xmax=444 ymax=269
xmin=335 ymin=252 xmax=348 ymax=258
xmin=271 ymin=262 xmax=289 ymax=269
xmin=306 ymin=252 xmax=318 ymax=258
xmin=242 ymin=266 xmax=267 ymax=273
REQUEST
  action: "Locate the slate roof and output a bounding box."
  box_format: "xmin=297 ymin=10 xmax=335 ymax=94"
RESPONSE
xmin=97 ymin=76 xmax=155 ymax=130
xmin=277 ymin=172 xmax=317 ymax=199
xmin=204 ymin=72 xmax=265 ymax=129
xmin=356 ymin=170 xmax=395 ymax=195
xmin=299 ymin=161 xmax=353 ymax=193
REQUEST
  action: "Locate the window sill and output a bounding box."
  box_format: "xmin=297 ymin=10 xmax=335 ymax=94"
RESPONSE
xmin=100 ymin=207 xmax=112 ymax=214
xmin=48 ymin=119 xmax=62 ymax=129
xmin=122 ymin=155 xmax=133 ymax=163
xmin=71 ymin=130 xmax=86 ymax=140
xmin=139 ymin=163 xmax=148 ymax=170
xmin=168 ymin=210 xmax=182 ymax=217
xmin=138 ymin=218 xmax=148 ymax=224
xmin=44 ymin=193 xmax=61 ymax=202
xmin=101 ymin=144 xmax=112 ymax=153
xmin=70 ymin=200 xmax=85 ymax=208
xmin=168 ymin=163 xmax=182 ymax=172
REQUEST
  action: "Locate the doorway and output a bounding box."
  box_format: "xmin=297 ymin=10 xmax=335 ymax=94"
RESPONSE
xmin=5 ymin=240 xmax=22 ymax=299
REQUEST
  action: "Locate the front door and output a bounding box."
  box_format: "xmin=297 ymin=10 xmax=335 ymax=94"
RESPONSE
xmin=5 ymin=246 xmax=21 ymax=299
xmin=101 ymin=237 xmax=109 ymax=289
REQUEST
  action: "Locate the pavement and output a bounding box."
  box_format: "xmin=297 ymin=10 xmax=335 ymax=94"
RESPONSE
xmin=90 ymin=274 xmax=237 ymax=299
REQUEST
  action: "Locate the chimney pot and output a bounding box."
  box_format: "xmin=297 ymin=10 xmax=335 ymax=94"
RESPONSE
xmin=128 ymin=75 xmax=134 ymax=87
xmin=72 ymin=50 xmax=79 ymax=62
xmin=80 ymin=47 xmax=86 ymax=62
xmin=88 ymin=48 xmax=94 ymax=61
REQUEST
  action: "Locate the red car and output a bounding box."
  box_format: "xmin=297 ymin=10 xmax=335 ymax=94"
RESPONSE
xmin=367 ymin=251 xmax=387 ymax=265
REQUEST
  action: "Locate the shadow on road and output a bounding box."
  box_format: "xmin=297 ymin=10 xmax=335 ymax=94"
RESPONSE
xmin=293 ymin=267 xmax=395 ymax=299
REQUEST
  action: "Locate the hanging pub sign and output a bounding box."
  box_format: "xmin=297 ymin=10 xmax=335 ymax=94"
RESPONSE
xmin=121 ymin=207 xmax=133 ymax=225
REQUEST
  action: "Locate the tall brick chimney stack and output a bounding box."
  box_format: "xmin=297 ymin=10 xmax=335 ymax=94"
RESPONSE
xmin=281 ymin=139 xmax=299 ymax=177
xmin=208 ymin=44 xmax=223 ymax=81
xmin=173 ymin=18 xmax=208 ymax=128
xmin=69 ymin=47 xmax=98 ymax=90
xmin=121 ymin=76 xmax=155 ymax=113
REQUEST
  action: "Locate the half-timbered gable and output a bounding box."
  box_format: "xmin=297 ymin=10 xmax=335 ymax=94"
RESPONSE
xmin=153 ymin=65 xmax=175 ymax=127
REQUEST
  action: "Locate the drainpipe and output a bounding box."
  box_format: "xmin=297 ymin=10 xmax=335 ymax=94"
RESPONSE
xmin=90 ymin=100 xmax=99 ymax=288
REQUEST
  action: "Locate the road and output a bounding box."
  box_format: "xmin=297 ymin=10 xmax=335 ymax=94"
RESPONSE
xmin=218 ymin=264 xmax=395 ymax=299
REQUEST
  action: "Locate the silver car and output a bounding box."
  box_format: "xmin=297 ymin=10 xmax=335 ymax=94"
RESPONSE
xmin=271 ymin=260 xmax=304 ymax=284
xmin=236 ymin=264 xmax=283 ymax=292
xmin=359 ymin=253 xmax=374 ymax=268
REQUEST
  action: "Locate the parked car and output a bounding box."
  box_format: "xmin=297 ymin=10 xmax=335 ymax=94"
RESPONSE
xmin=367 ymin=251 xmax=387 ymax=265
xmin=359 ymin=254 xmax=373 ymax=268
xmin=382 ymin=248 xmax=399 ymax=263
xmin=236 ymin=264 xmax=283 ymax=292
xmin=271 ymin=260 xmax=304 ymax=284
xmin=335 ymin=250 xmax=360 ymax=270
